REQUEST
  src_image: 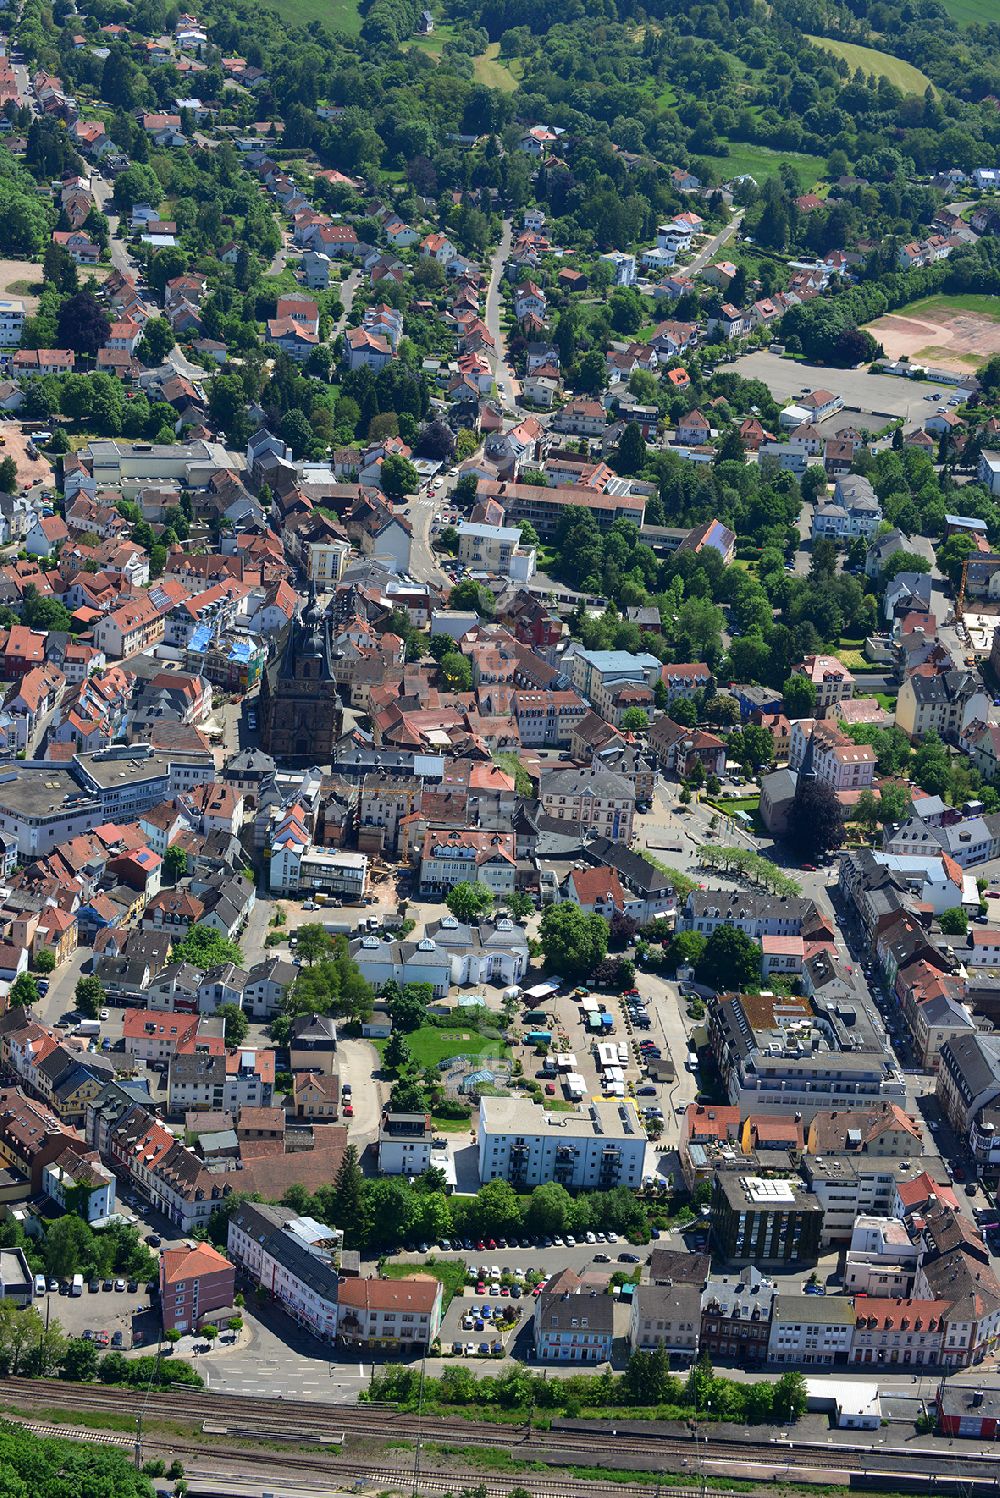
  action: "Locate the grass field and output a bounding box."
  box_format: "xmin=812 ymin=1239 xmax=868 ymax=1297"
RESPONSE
xmin=714 ymin=142 xmax=826 ymax=190
xmin=265 ymin=0 xmax=362 ymax=33
xmin=805 ymin=34 xmax=932 ymax=93
xmin=382 ymin=1257 xmax=467 ymax=1309
xmin=935 ymin=0 xmax=996 ymax=23
xmin=896 ymin=293 xmax=1000 ymax=321
xmin=472 ymin=42 xmax=522 ymax=91
xmin=403 ymin=1024 xmax=509 ymax=1069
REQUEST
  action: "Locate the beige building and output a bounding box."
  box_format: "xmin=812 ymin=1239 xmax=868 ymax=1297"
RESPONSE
xmin=629 ymin=1282 xmax=701 ymax=1355
xmin=538 ymin=766 xmax=635 ymax=843
xmin=794 ymin=653 xmax=855 ymax=712
xmin=895 ymin=669 xmax=989 ymax=744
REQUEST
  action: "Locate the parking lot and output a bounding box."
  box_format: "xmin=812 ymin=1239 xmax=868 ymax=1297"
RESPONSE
xmin=729 ymin=350 xmax=962 ymax=419
xmin=35 ymin=1277 xmax=158 ymax=1351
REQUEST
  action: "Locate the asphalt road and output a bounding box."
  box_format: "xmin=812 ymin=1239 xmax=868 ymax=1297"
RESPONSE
xmin=485 ymin=217 xmax=517 ymax=411
xmin=688 ymin=209 xmax=745 ymax=277
xmin=406 ymin=492 xmax=451 ymax=586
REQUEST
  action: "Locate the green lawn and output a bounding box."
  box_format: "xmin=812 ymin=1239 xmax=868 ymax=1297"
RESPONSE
xmin=805 ymin=35 xmax=933 ymax=93
xmin=472 ymin=42 xmax=522 ymax=91
xmin=405 ymin=1024 xmax=509 ymax=1069
xmin=382 ymin=1257 xmax=468 ymax=1309
xmin=264 ymin=0 xmax=362 ymax=33
xmin=936 ymin=0 xmax=998 ymax=22
xmin=712 ymin=142 xmax=826 ymax=190
xmin=888 ymin=293 xmax=1000 ymax=323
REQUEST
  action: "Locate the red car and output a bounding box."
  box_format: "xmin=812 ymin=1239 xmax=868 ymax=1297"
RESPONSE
xmin=96 ymin=1331 xmax=110 ymax=1348
xmin=486 ymin=1238 xmax=497 ymax=1250
xmin=343 ymin=1102 xmax=354 ymax=1117
xmin=476 ymin=1282 xmax=486 ymax=1294
xmin=476 ymin=1240 xmax=486 ymax=1251
xmin=545 ymin=1082 xmax=556 ymax=1095
xmin=801 ymin=862 xmax=817 ymax=872
xmin=622 ymin=987 xmax=640 ymax=998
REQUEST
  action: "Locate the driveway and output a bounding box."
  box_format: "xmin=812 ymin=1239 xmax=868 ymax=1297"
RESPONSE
xmin=336 ymin=1036 xmax=384 ymax=1149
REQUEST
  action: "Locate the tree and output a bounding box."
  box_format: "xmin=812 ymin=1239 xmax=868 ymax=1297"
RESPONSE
xmin=61 ymin=1335 xmax=99 ymax=1382
xmin=415 ymin=421 xmax=455 ymax=462
xmin=539 ymin=904 xmax=609 ymax=981
xmin=446 ymin=881 xmax=494 ymax=923
xmin=136 ymin=317 xmax=175 ymax=365
xmin=912 ymin=731 xmax=952 ymax=797
xmin=384 ymin=1029 xmax=412 ymax=1072
xmin=524 ymin=1181 xmax=573 ymax=1236
xmin=172 ymin=928 xmax=242 ymax=968
xmin=621 ymin=708 xmax=648 ymax=732
xmin=43 ymin=1214 xmax=92 ymax=1281
xmin=507 ymin=891 xmax=534 ymax=920
xmin=786 ymin=779 xmax=846 ymax=860
xmin=614 ymin=422 xmax=647 ymax=475
xmin=385 ymin=984 xmax=428 ymax=1033
xmin=380 ymin=454 xmax=419 ymax=501
xmin=74 ymin=974 xmax=105 ymax=1020
xmin=665 ymin=930 xmax=707 ymax=973
xmin=296 ymin=924 xmax=333 ymax=966
xmin=57 ymin=291 xmax=111 ymax=359
xmin=34 ymin=948 xmax=55 ymax=974
xmin=439 ymin=651 xmax=472 ymax=692
xmin=783 ymin=672 xmax=817 ymax=718
xmin=448 ymin=579 xmax=494 ymax=617
xmin=113 ymin=162 xmax=161 ymax=213
xmin=163 ymin=845 xmax=189 ymax=884
xmin=217 ymin=1003 xmax=248 ymax=1048
xmin=201 ymin=1324 xmax=218 ymax=1344
xmin=939 ymin=907 xmax=968 ymax=936
xmin=878 ymin=783 xmax=912 ymax=824
xmin=0 ymin=456 xmax=16 ymax=493
xmin=8 ymin=973 xmax=38 ymax=1008
xmin=332 ymin=1145 xmax=370 ymax=1249
xmin=695 ymin=925 xmax=761 ymax=991
xmin=772 ymin=1370 xmax=808 ymax=1422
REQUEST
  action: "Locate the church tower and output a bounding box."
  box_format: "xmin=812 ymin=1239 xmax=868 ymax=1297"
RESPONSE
xmin=258 ymin=596 xmax=342 ymax=765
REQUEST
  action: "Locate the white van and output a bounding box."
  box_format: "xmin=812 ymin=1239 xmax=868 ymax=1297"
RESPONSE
xmin=71 ymin=1273 xmax=83 ymax=1296
xmin=34 ymin=1273 xmax=45 ymax=1297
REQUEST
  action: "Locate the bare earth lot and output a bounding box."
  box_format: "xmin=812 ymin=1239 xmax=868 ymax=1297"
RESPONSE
xmin=865 ymin=303 xmax=1000 ymax=372
xmin=0 ymin=421 xmax=54 ymax=489
xmin=0 ymin=259 xmax=41 ymax=313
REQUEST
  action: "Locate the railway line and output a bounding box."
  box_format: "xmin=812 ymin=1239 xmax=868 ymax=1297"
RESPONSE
xmin=4 ymin=1378 xmax=998 ymax=1490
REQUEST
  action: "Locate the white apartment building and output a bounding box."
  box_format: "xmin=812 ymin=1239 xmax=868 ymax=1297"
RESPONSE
xmin=843 ymin=1217 xmax=920 ymax=1297
xmin=478 ymin=1097 xmax=646 ymax=1190
xmin=228 ymin=1201 xmax=344 ymax=1342
xmin=0 ymin=298 xmax=25 ymax=346
xmin=457 ymin=521 xmax=535 ymax=580
xmin=768 ymin=1293 xmax=856 ymax=1366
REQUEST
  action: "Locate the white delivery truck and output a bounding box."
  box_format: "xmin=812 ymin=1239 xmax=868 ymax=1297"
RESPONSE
xmin=71 ymin=1273 xmax=83 ymax=1296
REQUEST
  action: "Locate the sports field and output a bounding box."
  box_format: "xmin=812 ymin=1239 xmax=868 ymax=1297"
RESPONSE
xmin=805 ymin=35 xmax=933 ymax=93
xmin=864 ymin=294 xmax=1000 ymax=372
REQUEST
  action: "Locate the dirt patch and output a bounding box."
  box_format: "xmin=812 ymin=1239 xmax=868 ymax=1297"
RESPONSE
xmin=0 ymin=421 xmax=54 ymax=490
xmin=865 ymin=306 xmax=1000 ymax=372
xmin=0 ymin=260 xmax=42 ymax=314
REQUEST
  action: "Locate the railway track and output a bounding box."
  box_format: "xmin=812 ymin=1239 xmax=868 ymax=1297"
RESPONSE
xmin=0 ymin=1419 xmax=844 ymax=1498
xmin=5 ymin=1378 xmax=997 ymax=1486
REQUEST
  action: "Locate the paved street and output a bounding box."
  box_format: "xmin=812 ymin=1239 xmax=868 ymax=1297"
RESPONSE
xmin=406 ymin=493 xmax=451 ymax=586
xmin=688 ymin=209 xmax=745 ymax=277
xmin=485 ymin=217 xmax=517 ymax=411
